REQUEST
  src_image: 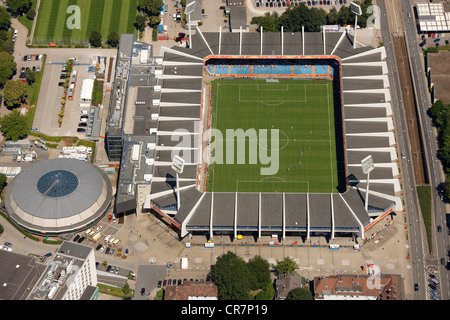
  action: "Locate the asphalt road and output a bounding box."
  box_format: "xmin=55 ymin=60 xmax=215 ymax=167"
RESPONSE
xmin=379 ymin=0 xmax=450 ymax=300
xmin=377 ymin=0 xmax=428 ymax=300
xmin=400 ymin=0 xmax=450 ymax=300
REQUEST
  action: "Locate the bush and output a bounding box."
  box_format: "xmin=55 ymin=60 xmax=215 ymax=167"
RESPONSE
xmin=25 ymin=8 xmax=35 ymax=20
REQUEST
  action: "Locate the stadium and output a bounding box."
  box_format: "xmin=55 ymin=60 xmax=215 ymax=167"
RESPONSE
xmin=3 ymin=158 xmax=113 ymax=236
xmin=109 ymin=28 xmax=401 ymax=242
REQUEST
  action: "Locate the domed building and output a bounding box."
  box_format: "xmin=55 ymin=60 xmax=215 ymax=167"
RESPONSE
xmin=4 ymin=158 xmax=113 ymax=236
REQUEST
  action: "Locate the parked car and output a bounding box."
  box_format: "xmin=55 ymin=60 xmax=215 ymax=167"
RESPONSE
xmin=105 ymin=247 xmax=110 ymax=254
xmin=115 ymin=266 xmax=120 ymax=274
xmin=4 ymin=242 xmax=12 ymax=247
xmin=78 ymin=123 xmax=87 ymax=127
xmin=73 ymin=235 xmax=80 ymax=242
xmin=108 ymin=214 xmax=112 ymax=222
xmin=157 ymin=280 xmax=162 ymax=288
xmin=96 ymin=245 xmax=102 ymax=251
xmin=99 ymin=246 xmax=105 ymax=253
xmin=77 ymin=236 xmax=85 ymax=243
xmin=44 ymin=252 xmax=52 ymax=258
xmin=140 ymin=288 xmax=145 ymax=296
xmin=106 ymin=265 xmax=111 ymax=272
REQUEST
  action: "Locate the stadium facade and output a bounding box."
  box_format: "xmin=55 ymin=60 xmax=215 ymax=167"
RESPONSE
xmin=3 ymin=158 xmax=113 ymax=236
xmin=107 ymin=29 xmax=401 ymax=242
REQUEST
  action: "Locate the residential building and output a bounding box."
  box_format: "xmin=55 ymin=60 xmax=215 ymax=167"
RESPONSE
xmin=164 ymin=281 xmax=218 ymax=300
xmin=313 ymin=274 xmax=404 ymax=300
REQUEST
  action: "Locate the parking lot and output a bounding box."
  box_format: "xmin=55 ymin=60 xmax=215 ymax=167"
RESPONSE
xmin=246 ymin=0 xmax=350 ymax=21
xmin=29 ymin=50 xmax=116 ymax=138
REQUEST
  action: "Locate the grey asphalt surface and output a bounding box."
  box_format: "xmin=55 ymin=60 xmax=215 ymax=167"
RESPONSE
xmin=378 ymin=0 xmax=450 ymax=300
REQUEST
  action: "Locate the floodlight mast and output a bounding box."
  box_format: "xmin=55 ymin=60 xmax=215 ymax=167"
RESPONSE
xmin=350 ymin=2 xmax=362 ymax=49
xmin=172 ymin=155 xmax=185 ymax=211
xmin=361 ymin=155 xmax=375 ymax=213
xmin=185 ymin=1 xmax=196 ymax=49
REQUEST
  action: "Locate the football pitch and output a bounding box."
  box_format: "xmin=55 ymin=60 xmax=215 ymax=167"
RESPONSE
xmin=32 ymin=0 xmax=138 ymax=45
xmin=205 ymin=79 xmax=339 ymax=194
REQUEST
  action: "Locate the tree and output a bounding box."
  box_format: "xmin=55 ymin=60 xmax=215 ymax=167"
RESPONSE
xmin=0 ymin=7 xmax=11 ymax=30
xmin=89 ymin=30 xmax=102 ymax=47
xmin=0 ymin=109 xmax=30 ymax=141
xmin=5 ymin=0 xmax=31 ymax=15
xmin=210 ymin=252 xmax=256 ymax=300
xmin=277 ymin=4 xmax=326 ymax=32
xmin=107 ymin=31 xmax=120 ymax=47
xmin=135 ymin=15 xmax=147 ymax=32
xmin=251 ymin=12 xmax=279 ymax=32
xmin=247 ymin=255 xmax=271 ymax=290
xmin=26 ymin=69 xmax=35 ymax=84
xmin=3 ymin=79 xmax=27 ymax=107
xmin=326 ymin=7 xmax=339 ymax=25
xmin=254 ymin=283 xmax=275 ymax=300
xmin=148 ymin=15 xmax=161 ymax=28
xmin=145 ymin=0 xmax=164 ymax=17
xmin=0 ymin=173 xmax=6 ymax=192
xmin=273 ymin=256 xmax=298 ymax=275
xmin=286 ymin=287 xmax=313 ymax=300
xmin=25 ymin=8 xmax=35 ymax=20
xmin=0 ymin=52 xmax=17 ymax=87
xmin=337 ymin=5 xmax=353 ymax=26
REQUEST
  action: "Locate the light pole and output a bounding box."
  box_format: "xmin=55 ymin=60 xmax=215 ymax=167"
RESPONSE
xmin=361 ymin=155 xmax=375 ymax=213
xmin=172 ymin=155 xmax=185 ymax=211
xmin=185 ymin=1 xmax=196 ymax=49
xmin=350 ymin=2 xmax=362 ymax=49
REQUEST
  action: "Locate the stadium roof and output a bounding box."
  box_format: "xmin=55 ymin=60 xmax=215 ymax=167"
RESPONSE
xmin=141 ymin=29 xmax=401 ymax=239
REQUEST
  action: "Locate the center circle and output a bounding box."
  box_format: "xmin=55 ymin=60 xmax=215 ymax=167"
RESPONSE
xmin=37 ymin=170 xmax=79 ymax=198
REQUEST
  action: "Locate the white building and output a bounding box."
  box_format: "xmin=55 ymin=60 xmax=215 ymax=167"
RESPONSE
xmin=27 ymin=241 xmax=98 ymax=300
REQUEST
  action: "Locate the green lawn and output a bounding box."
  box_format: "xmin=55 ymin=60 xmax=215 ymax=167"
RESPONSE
xmin=206 ymin=79 xmax=339 ymax=193
xmin=32 ymin=0 xmax=138 ymax=45
xmin=416 ymin=185 xmax=433 ymax=253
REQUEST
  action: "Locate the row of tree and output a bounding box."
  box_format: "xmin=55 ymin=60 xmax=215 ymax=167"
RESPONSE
xmin=88 ymin=30 xmax=120 ymax=48
xmin=136 ymin=0 xmax=165 ymax=31
xmin=210 ymin=251 xmax=313 ymax=300
xmin=251 ymin=0 xmax=373 ymax=33
xmin=429 ymin=100 xmax=450 ymax=199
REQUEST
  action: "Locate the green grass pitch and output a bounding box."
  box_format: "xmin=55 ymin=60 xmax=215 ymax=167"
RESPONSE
xmin=33 ymin=0 xmax=138 ymax=45
xmin=205 ymin=79 xmax=339 ymax=194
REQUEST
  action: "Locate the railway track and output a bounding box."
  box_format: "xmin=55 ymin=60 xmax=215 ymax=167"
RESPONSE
xmin=392 ymin=34 xmax=426 ymax=185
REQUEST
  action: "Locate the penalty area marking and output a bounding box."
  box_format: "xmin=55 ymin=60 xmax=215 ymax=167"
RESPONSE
xmin=236 ymin=179 xmax=310 ymax=193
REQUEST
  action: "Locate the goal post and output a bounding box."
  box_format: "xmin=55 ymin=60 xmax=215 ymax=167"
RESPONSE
xmin=265 ymin=78 xmax=279 ymax=84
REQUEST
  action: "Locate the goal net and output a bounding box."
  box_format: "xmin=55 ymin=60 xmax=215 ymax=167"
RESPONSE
xmin=265 ymin=78 xmax=279 ymax=84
